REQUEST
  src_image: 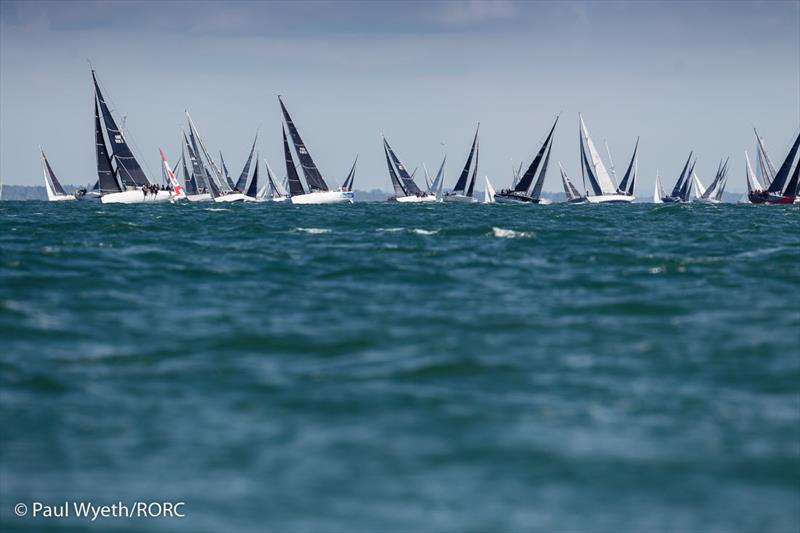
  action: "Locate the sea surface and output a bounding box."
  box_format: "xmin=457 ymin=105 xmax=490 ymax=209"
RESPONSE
xmin=1 ymin=201 xmax=798 ymax=532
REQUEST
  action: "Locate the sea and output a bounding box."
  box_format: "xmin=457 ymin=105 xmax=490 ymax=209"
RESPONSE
xmin=1 ymin=201 xmax=798 ymax=532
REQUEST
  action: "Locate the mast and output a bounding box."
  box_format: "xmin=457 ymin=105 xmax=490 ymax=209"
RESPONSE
xmin=278 ymin=96 xmax=329 ymax=191
xmin=452 ymin=124 xmax=479 ymax=194
xmin=234 ymin=132 xmax=258 ymax=191
xmin=282 ymin=125 xmax=306 ymax=196
xmin=766 ymin=131 xmax=800 ymax=194
xmin=92 ymin=70 xmax=149 ymax=188
xmin=604 ymin=140 xmax=617 ymax=182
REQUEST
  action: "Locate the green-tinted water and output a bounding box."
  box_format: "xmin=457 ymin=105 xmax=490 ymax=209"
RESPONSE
xmin=1 ymin=201 xmax=798 ymax=531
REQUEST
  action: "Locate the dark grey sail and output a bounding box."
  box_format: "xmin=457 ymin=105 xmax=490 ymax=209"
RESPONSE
xmin=94 ymin=99 xmax=122 ymax=193
xmin=701 ymin=158 xmax=727 ymax=199
xmin=670 ymin=153 xmax=693 ymax=198
xmin=560 ymin=165 xmax=583 ymax=201
xmin=265 ymin=160 xmax=281 ymax=197
xmin=430 ymin=155 xmax=446 ymax=194
xmin=187 ymin=129 xmax=209 ymax=191
xmin=182 ymin=147 xmax=198 ymax=195
xmin=452 ymin=125 xmax=479 ymax=194
xmin=220 ymin=152 xmax=236 ymax=190
xmin=466 ymin=138 xmax=479 ymax=197
xmin=531 ymin=141 xmax=552 ymax=200
xmin=185 ymin=132 xmax=216 ymax=197
xmin=283 ymin=125 xmax=306 ymax=197
xmin=92 ymin=71 xmax=149 ymax=188
xmin=617 ymin=137 xmax=639 ymax=195
xmin=234 ymin=133 xmax=258 ymax=192
xmin=516 ymin=118 xmax=558 ymax=195
xmin=783 ymin=153 xmax=800 ymax=197
xmin=41 ymin=150 xmax=67 ymax=195
xmin=579 ymin=133 xmax=603 ymax=196
xmin=245 ymin=157 xmax=259 ymax=198
xmin=384 ymin=143 xmax=407 ymax=197
xmin=678 ymin=159 xmax=696 ymax=201
xmin=766 ymin=131 xmax=800 ymax=195
xmin=342 ymin=155 xmax=357 ymax=191
xmin=279 ymin=96 xmax=329 ymax=192
xmin=384 ymin=137 xmax=422 ymax=195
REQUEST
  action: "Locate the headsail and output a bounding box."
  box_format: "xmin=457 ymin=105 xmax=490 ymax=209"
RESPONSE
xmin=484 ymin=177 xmax=496 ymax=203
xmin=579 ymin=114 xmax=617 ymax=195
xmin=182 ymin=147 xmax=198 ymax=195
xmin=466 ymin=137 xmax=479 ymax=197
xmin=384 ymin=142 xmax=407 ymax=197
xmin=384 ymin=137 xmax=422 ymax=195
xmin=186 ymin=112 xmax=225 ymax=189
xmin=754 ymin=129 xmax=777 ymax=188
xmin=159 ymin=148 xmax=186 ymax=199
xmin=560 ymin=163 xmax=582 ymax=201
xmin=185 ymin=131 xmax=218 ymax=198
xmin=279 ymin=96 xmax=329 ymax=192
xmin=220 ymin=152 xmax=235 ymax=190
xmin=653 ymin=174 xmax=663 ymax=203
xmin=187 ymin=129 xmax=211 ymax=191
xmin=431 ymin=155 xmax=446 ymax=198
xmin=515 ymin=117 xmax=558 ymax=195
xmin=766 ymin=131 xmax=800 ymax=195
xmin=670 ymin=153 xmax=693 ymax=198
xmin=342 ymin=155 xmax=357 ymax=191
xmin=92 ymin=70 xmax=149 ymax=188
xmin=452 ymin=124 xmax=479 ymax=194
xmin=245 ymin=157 xmax=259 ymax=198
xmin=617 ymin=138 xmax=639 ymax=195
xmin=282 ymin=125 xmax=306 ymax=196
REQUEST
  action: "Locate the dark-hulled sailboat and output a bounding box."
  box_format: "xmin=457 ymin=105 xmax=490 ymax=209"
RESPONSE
xmin=747 ymin=131 xmax=800 ymax=204
xmin=494 ymin=118 xmax=558 ymax=204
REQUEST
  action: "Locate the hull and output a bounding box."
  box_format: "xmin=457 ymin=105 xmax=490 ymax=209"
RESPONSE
xmin=694 ymin=198 xmax=721 ymax=204
xmin=101 ymin=190 xmax=172 ymax=204
xmin=186 ymin=193 xmax=213 ymax=202
xmin=266 ymin=196 xmax=290 ymax=203
xmin=493 ymin=192 xmax=552 ymax=205
xmin=214 ymin=193 xmax=254 ymax=203
xmin=47 ymin=194 xmax=76 ymax=202
xmin=661 ymin=197 xmax=686 ymax=203
xmin=74 ymin=190 xmax=102 ymax=201
xmin=748 ymin=191 xmax=796 ymax=204
xmin=390 ymin=195 xmax=438 ymax=203
xmin=585 ymin=194 xmax=635 ymax=204
xmin=566 ymin=197 xmax=588 ymax=204
xmin=291 ymin=190 xmax=354 ymax=204
xmin=442 ymin=194 xmax=478 ymax=203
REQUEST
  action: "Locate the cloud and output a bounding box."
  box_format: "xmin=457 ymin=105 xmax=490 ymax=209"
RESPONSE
xmin=438 ymin=0 xmax=516 ymax=25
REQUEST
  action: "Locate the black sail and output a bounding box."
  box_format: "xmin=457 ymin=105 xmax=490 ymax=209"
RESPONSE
xmin=453 ymin=125 xmax=479 ymax=193
xmin=670 ymin=153 xmax=693 ymax=197
xmin=283 ymin=125 xmax=306 ymax=196
xmin=245 ymin=158 xmax=259 ymax=198
xmin=384 ymin=138 xmax=422 ymax=195
xmin=182 ymin=147 xmax=197 ymax=195
xmin=783 ymin=154 xmax=800 ymax=197
xmin=279 ymin=97 xmax=329 ymax=191
xmin=678 ymin=159 xmax=696 ymax=200
xmin=466 ymin=138 xmax=479 ymax=197
xmin=188 ymin=129 xmax=209 ymax=191
xmin=531 ymin=141 xmax=553 ymax=199
xmin=235 ymin=133 xmax=258 ymax=192
xmin=220 ymin=152 xmax=236 ymax=190
xmin=617 ymin=137 xmax=639 ymax=194
xmin=342 ymin=155 xmax=357 ymax=190
xmin=767 ymin=131 xmax=800 ymax=194
xmin=384 ymin=143 xmax=407 ymax=197
xmin=580 ymin=133 xmax=603 ymax=196
xmin=92 ymin=71 xmax=149 ymax=187
xmin=517 ymin=118 xmax=558 ymax=194
xmin=94 ymin=99 xmax=122 ymax=193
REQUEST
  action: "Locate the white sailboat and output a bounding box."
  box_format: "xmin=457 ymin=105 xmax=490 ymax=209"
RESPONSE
xmin=41 ymin=150 xmax=75 ymax=201
xmin=578 ymin=114 xmax=634 ymax=203
xmin=483 ymin=176 xmax=496 ymax=203
xmin=652 ymin=171 xmax=664 ymax=203
xmin=694 ymin=158 xmax=729 ymax=204
xmin=560 ymin=163 xmax=587 ymax=204
xmin=257 ymin=159 xmax=289 ymax=202
xmin=382 ymin=135 xmax=437 ymax=203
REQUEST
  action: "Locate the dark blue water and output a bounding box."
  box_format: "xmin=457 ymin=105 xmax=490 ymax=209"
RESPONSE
xmin=1 ymin=201 xmax=798 ymax=532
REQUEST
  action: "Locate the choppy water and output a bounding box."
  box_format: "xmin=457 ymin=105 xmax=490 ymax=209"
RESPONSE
xmin=1 ymin=201 xmax=798 ymax=532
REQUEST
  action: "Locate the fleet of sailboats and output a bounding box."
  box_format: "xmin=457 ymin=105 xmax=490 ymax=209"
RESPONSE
xmin=20 ymin=69 xmax=800 ymax=207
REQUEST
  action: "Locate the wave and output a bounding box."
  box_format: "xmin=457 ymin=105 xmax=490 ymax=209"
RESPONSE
xmin=491 ymin=227 xmax=532 ymax=239
xmin=295 ymin=227 xmax=332 ymax=234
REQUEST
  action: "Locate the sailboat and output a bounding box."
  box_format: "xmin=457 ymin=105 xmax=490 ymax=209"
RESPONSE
xmin=443 ymin=124 xmax=480 ymax=203
xmin=483 ymin=177 xmax=496 ymax=203
xmin=494 ymin=118 xmax=557 ymax=204
xmin=560 ymin=163 xmax=586 ymax=203
xmin=159 ymin=149 xmax=187 ymax=201
xmin=233 ymin=133 xmax=258 ymax=192
xmin=747 ymin=131 xmax=800 ymax=204
xmin=258 ymin=159 xmax=290 ymax=202
xmin=652 ymin=170 xmax=665 ymax=203
xmin=279 ymin=96 xmax=353 ymax=204
xmin=578 ymin=114 xmax=635 ymax=203
xmin=41 ymin=150 xmax=75 ymax=201
xmin=383 ymin=135 xmax=437 ymax=203
xmin=662 ymin=153 xmax=695 ymax=203
xmin=181 ymin=132 xmax=212 ymax=202
xmin=694 ymin=158 xmax=729 ymax=203
xmin=341 ymin=155 xmax=357 ymax=192
xmin=90 ymin=71 xmax=172 ymax=204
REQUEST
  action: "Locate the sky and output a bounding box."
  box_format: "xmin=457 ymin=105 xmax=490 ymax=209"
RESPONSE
xmin=1 ymin=0 xmax=798 ymax=194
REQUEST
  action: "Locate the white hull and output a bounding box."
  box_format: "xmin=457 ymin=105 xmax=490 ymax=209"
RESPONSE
xmin=47 ymin=194 xmax=75 ymax=202
xmin=187 ymin=193 xmax=213 ymax=202
xmin=585 ymin=194 xmax=635 ymax=204
xmin=291 ymin=190 xmax=354 ymax=204
xmin=442 ymin=194 xmax=478 ymax=203
xmin=694 ymin=198 xmax=721 ymax=204
xmin=393 ymin=195 xmax=438 ymax=203
xmin=214 ymin=192 xmax=255 ymax=203
xmin=101 ymin=190 xmax=173 ymax=204
xmin=259 ymin=195 xmax=290 ymax=203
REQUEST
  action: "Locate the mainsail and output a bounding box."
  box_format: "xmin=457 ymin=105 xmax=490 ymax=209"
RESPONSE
xmin=342 ymin=155 xmax=357 ymax=191
xmin=466 ymin=137 xmax=479 ymax=197
xmin=282 ymin=125 xmax=306 ymax=196
xmin=384 ymin=137 xmax=422 ymax=195
xmin=452 ymin=125 xmax=479 ymax=194
xmin=279 ymin=97 xmax=329 ymax=192
xmin=754 ymin=129 xmax=777 ymax=188
xmin=186 ymin=112 xmax=225 ymax=190
xmin=235 ymin=133 xmax=258 ymax=192
xmin=185 ymin=132 xmax=218 ymax=197
xmin=41 ymin=150 xmax=67 ymax=196
xmin=430 ymin=155 xmax=446 ymax=195
xmin=384 ymin=142 xmax=406 ymax=197
xmin=670 ymin=153 xmax=693 ymax=198
xmin=187 ymin=129 xmax=210 ymax=191
xmin=182 ymin=147 xmax=198 ymax=195
xmin=579 ymin=115 xmax=616 ymax=195
xmin=559 ymin=163 xmax=582 ymax=201
xmin=92 ymin=70 xmax=149 ymax=188
xmin=94 ymin=99 xmax=122 ymax=193
xmin=245 ymin=158 xmax=259 ymax=198
xmin=220 ymin=152 xmax=235 ymax=190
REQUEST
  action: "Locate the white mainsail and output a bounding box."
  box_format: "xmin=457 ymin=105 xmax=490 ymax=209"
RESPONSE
xmin=484 ymin=176 xmax=496 ymax=203
xmin=692 ymin=172 xmax=707 ymax=199
xmin=653 ymin=175 xmax=663 ymax=203
xmin=744 ymin=151 xmax=761 ymax=193
xmin=579 ymin=114 xmax=617 ymax=195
